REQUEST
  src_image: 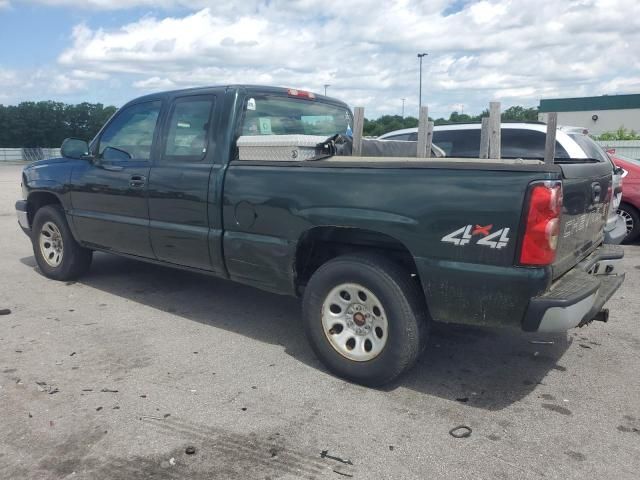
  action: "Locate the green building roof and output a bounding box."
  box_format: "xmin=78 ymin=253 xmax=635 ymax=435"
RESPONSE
xmin=539 ymin=94 xmax=640 ymax=112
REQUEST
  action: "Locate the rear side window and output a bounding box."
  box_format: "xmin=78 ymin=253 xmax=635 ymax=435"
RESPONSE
xmin=240 ymin=95 xmax=352 ymax=137
xmin=568 ymin=134 xmax=608 ymax=162
xmin=99 ymin=101 xmax=161 ymax=161
xmin=502 ymin=129 xmax=569 ymax=159
xmin=433 ymin=128 xmax=570 ymax=159
xmin=163 ymin=96 xmax=215 ymax=162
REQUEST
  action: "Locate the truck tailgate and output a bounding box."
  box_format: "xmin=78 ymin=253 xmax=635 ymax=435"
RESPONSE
xmin=553 ymin=161 xmax=613 ymax=279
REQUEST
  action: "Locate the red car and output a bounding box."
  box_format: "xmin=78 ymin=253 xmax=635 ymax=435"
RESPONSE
xmin=608 ymin=151 xmax=640 ymax=242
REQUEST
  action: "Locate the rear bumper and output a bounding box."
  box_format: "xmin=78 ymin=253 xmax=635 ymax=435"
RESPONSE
xmin=522 ymin=244 xmax=625 ymax=332
xmin=604 ymin=214 xmax=627 ymax=245
xmin=15 ymin=200 xmax=30 ymax=236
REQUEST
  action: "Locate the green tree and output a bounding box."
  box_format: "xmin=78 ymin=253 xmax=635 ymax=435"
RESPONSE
xmin=597 ymin=127 xmax=640 ymax=141
xmin=0 ymin=101 xmax=117 ymax=147
xmin=364 ymin=105 xmax=539 ymax=136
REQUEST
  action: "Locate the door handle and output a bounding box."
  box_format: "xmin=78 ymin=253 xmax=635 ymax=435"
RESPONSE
xmin=130 ymin=175 xmax=146 ymax=187
xmin=102 ymin=164 xmax=124 ymax=172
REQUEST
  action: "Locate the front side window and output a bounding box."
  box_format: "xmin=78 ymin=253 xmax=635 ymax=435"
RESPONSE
xmin=384 ymin=133 xmax=412 ymax=141
xmin=99 ymin=101 xmax=161 ymax=161
xmin=432 ymin=130 xmax=481 ymax=157
xmin=240 ymin=95 xmax=352 ymax=137
xmin=163 ymin=96 xmax=215 ymax=162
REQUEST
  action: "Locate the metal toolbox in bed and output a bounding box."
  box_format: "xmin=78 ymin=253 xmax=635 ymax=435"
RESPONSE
xmin=237 ymin=135 xmax=329 ymax=161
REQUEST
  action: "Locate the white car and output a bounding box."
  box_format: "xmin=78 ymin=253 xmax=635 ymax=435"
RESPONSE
xmin=378 ymin=123 xmax=626 ymax=244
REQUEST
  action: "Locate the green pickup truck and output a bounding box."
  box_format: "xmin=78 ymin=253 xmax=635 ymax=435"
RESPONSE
xmin=15 ymin=85 xmax=625 ymax=385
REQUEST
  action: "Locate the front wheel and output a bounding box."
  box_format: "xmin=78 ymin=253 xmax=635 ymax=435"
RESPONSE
xmin=31 ymin=205 xmax=93 ymax=280
xmin=618 ymin=203 xmax=640 ymax=243
xmin=302 ymin=253 xmax=429 ymax=386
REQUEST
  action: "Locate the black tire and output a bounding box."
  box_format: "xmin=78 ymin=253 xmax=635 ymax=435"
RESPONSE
xmin=302 ymin=253 xmax=429 ymax=386
xmin=618 ymin=203 xmax=640 ymax=243
xmin=31 ymin=204 xmax=92 ymax=280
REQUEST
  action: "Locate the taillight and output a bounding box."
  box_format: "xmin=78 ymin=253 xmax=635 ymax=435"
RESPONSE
xmin=519 ymin=181 xmax=563 ymax=266
xmin=287 ymin=88 xmax=316 ymax=99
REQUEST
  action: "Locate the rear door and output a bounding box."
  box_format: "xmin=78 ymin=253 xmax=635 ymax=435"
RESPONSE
xmin=146 ymin=93 xmax=223 ymax=272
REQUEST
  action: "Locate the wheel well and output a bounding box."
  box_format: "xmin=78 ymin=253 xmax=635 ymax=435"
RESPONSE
xmin=294 ymin=227 xmax=421 ymax=290
xmin=27 ymin=192 xmax=61 ymax=227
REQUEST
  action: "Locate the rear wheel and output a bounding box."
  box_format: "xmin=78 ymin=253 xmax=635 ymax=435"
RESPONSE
xmin=302 ymin=253 xmax=429 ymax=386
xmin=618 ymin=203 xmax=640 ymax=243
xmin=32 ymin=205 xmax=92 ymax=280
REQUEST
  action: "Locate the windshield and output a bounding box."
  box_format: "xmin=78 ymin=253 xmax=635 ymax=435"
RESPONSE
xmin=241 ymin=95 xmax=352 ymax=137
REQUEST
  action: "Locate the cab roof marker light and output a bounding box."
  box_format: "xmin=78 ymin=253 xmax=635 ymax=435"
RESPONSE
xmin=287 ymin=88 xmax=315 ymax=99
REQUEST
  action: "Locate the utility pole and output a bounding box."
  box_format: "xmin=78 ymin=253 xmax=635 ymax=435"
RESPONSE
xmin=324 ymin=84 xmax=330 ymax=96
xmin=401 ymin=98 xmax=406 ymax=118
xmin=417 ymin=52 xmax=428 ymax=112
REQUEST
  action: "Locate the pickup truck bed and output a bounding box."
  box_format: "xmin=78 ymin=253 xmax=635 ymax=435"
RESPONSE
xmin=15 ymin=84 xmax=625 ymax=386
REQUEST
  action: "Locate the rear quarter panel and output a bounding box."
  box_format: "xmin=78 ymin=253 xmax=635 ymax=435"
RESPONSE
xmin=222 ymin=161 xmax=558 ymax=327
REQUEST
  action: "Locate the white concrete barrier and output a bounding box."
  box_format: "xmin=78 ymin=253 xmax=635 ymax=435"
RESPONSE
xmin=596 ymin=140 xmax=640 ymax=159
xmin=0 ymin=148 xmax=61 ymax=163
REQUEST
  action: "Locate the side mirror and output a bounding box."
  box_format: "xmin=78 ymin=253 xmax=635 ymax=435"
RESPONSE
xmin=61 ymin=138 xmax=89 ymax=159
xmin=613 ymin=166 xmax=624 ymax=176
xmin=102 ymin=146 xmax=132 ymax=162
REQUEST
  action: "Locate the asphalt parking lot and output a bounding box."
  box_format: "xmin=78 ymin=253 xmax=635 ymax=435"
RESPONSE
xmin=0 ymin=163 xmax=639 ymax=479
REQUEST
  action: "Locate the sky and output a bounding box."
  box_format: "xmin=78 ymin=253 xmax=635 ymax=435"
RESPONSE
xmin=0 ymin=0 xmax=639 ymax=118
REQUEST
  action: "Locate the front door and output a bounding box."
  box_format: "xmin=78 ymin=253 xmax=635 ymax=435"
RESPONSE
xmin=146 ymin=94 xmax=221 ymax=271
xmin=69 ymin=100 xmax=162 ymax=258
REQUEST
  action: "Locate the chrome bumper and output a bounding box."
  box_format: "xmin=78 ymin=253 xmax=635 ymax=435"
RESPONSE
xmin=523 ymin=245 xmax=625 ymax=332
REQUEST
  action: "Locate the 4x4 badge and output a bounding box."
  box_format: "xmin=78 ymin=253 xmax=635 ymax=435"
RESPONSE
xmin=442 ymin=225 xmax=510 ymax=249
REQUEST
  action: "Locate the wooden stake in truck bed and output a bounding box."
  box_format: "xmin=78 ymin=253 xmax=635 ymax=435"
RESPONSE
xmin=14 ymin=85 xmax=625 ymax=385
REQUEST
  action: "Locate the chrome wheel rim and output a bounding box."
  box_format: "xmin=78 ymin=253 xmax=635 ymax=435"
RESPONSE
xmin=39 ymin=221 xmax=64 ymax=267
xmin=321 ymin=283 xmax=388 ymax=362
xmin=617 ymin=208 xmax=634 ymax=235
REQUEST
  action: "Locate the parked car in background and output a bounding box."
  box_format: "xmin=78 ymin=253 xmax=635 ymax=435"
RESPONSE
xmin=609 ymin=152 xmax=640 ymax=242
xmin=379 ymin=123 xmax=627 ymax=244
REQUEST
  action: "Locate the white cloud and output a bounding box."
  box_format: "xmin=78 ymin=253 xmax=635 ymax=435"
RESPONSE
xmin=4 ymin=0 xmax=640 ymax=118
xmin=0 ymin=66 xmax=87 ymax=103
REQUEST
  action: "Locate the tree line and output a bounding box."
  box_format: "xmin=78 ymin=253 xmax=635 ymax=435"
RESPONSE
xmin=0 ymin=101 xmax=117 ymax=147
xmin=363 ymin=105 xmax=539 ymax=137
xmin=0 ymin=100 xmax=539 ymax=146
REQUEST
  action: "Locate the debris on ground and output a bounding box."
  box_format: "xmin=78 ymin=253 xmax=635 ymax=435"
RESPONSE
xmin=100 ymin=388 xmax=119 ymax=393
xmin=529 ymin=340 xmax=554 ymax=345
xmin=70 ymin=352 xmax=76 ymax=356
xmin=35 ymin=381 xmax=58 ymax=394
xmin=185 ymin=446 xmax=196 ymax=455
xmin=320 ymin=450 xmax=353 ymax=465
xmin=456 ymin=397 xmax=469 ymax=403
xmin=333 ymin=469 xmax=354 ymax=477
xmin=169 ymin=457 xmax=176 ymax=466
xmin=96 ymin=406 xmax=103 ymax=411
xmin=0 ymin=308 xmax=11 ymax=315
xmin=449 ymin=425 xmax=472 ymax=438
